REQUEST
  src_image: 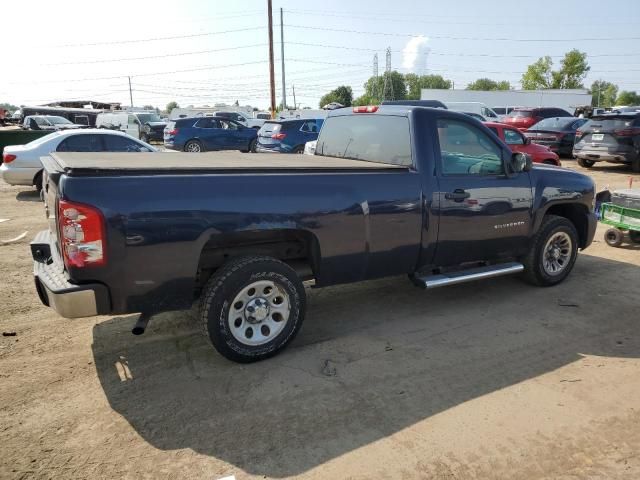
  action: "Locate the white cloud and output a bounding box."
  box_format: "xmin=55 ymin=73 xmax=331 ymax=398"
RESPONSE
xmin=402 ymin=35 xmax=430 ymax=72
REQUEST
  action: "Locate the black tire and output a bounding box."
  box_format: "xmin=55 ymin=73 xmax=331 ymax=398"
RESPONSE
xmin=577 ymin=158 xmax=595 ymax=168
xmin=249 ymin=138 xmax=257 ymax=153
xmin=522 ymin=215 xmax=579 ymax=287
xmin=292 ymin=145 xmax=304 ymax=154
xmin=140 ymin=133 xmax=149 ymax=143
xmin=33 ymin=170 xmax=43 ymax=193
xmin=184 ymin=140 xmax=203 ymax=153
xmin=199 ymin=256 xmax=306 ymax=363
xmin=628 ymin=230 xmax=640 ymax=244
xmin=604 ymin=228 xmax=624 ymax=247
xmin=543 ymin=159 xmax=557 ymax=165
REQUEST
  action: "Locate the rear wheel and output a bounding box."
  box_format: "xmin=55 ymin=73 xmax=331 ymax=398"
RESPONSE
xmin=292 ymin=145 xmax=304 ymax=154
xmin=199 ymin=256 xmax=306 ymax=363
xmin=185 ymin=140 xmax=203 ymax=153
xmin=33 ymin=170 xmax=43 ymax=193
xmin=629 ymin=230 xmax=640 ymax=244
xmin=249 ymin=138 xmax=257 ymax=153
xmin=604 ymin=228 xmax=624 ymax=247
xmin=522 ymin=215 xmax=578 ymax=286
xmin=577 ymin=158 xmax=595 ymax=168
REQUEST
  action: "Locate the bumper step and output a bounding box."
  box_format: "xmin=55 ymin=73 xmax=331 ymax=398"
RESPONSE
xmin=416 ymin=262 xmax=524 ymax=289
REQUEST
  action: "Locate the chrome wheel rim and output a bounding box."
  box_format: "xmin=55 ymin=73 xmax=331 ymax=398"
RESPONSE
xmin=228 ymin=280 xmax=290 ymax=346
xmin=542 ymin=231 xmax=572 ymax=276
xmin=186 ymin=142 xmax=201 ymax=152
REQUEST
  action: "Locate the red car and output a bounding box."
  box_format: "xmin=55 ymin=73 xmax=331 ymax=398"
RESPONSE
xmin=484 ymin=122 xmax=561 ymax=166
xmin=502 ymin=107 xmax=573 ymax=132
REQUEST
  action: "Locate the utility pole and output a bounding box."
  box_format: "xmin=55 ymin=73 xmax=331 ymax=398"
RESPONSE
xmin=128 ymin=76 xmax=133 ymax=108
xmin=280 ymin=8 xmax=287 ymax=110
xmin=292 ymin=84 xmax=297 ymax=110
xmin=597 ymin=79 xmax=602 ymax=107
xmin=267 ymin=0 xmax=276 ymax=118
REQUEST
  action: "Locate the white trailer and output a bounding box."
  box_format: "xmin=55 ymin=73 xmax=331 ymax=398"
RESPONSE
xmin=420 ymin=89 xmax=592 ymax=115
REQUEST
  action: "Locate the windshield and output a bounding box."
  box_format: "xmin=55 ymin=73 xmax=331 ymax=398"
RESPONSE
xmin=46 ymin=116 xmax=73 ymax=125
xmin=531 ymin=117 xmax=575 ymax=130
xmin=136 ymin=113 xmax=162 ymax=123
xmin=316 ymin=115 xmax=412 ymax=166
xmin=583 ymin=116 xmax=639 ymax=131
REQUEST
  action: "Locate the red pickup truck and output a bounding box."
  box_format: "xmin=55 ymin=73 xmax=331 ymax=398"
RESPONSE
xmin=484 ymin=122 xmax=561 ymax=166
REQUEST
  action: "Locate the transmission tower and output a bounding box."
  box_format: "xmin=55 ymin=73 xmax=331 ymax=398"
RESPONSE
xmin=373 ymin=53 xmax=379 ymax=102
xmin=382 ymin=47 xmax=394 ymax=101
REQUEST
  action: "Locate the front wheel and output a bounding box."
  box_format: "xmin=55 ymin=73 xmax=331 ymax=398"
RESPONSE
xmin=604 ymin=228 xmax=624 ymax=247
xmin=522 ymin=215 xmax=579 ymax=286
xmin=577 ymin=158 xmax=595 ymax=168
xmin=140 ymin=133 xmax=149 ymax=143
xmin=199 ymin=256 xmax=306 ymax=363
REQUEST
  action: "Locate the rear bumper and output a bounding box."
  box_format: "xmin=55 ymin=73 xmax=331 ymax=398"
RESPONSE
xmin=0 ymin=164 xmax=38 ymax=186
xmin=32 ymin=230 xmax=110 ymax=318
xmin=574 ymin=148 xmax=634 ymax=164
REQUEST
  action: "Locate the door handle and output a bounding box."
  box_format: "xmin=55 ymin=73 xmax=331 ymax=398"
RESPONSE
xmin=445 ymin=189 xmax=471 ymax=202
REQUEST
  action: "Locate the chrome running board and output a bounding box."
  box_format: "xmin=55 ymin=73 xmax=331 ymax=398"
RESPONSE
xmin=416 ymin=262 xmax=524 ymax=289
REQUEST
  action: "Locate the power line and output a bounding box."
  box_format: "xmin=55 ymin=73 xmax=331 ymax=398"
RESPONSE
xmin=283 ymin=24 xmax=640 ymax=42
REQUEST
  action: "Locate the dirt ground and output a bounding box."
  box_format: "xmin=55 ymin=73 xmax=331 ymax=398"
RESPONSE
xmin=0 ymin=159 xmax=638 ymax=480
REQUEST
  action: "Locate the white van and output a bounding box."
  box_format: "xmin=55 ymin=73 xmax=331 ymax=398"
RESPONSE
xmin=444 ymin=102 xmax=500 ymax=121
xmin=95 ymin=111 xmax=167 ymax=142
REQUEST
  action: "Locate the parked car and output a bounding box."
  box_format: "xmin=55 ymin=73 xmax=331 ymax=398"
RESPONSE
xmin=484 ymin=122 xmax=561 ymax=166
xmin=573 ymin=113 xmax=640 ymax=172
xmin=523 ymin=117 xmax=588 ymax=157
xmin=22 ymin=115 xmax=83 ymax=131
xmin=444 ymin=102 xmax=500 ymax=121
xmin=32 ymin=105 xmax=596 ymax=362
xmin=96 ymin=111 xmax=167 ymax=143
xmin=1 ymin=129 xmax=156 ymax=191
xmin=503 ymin=108 xmax=573 ymax=131
xmin=213 ymin=111 xmax=265 ymax=129
xmin=492 ymin=106 xmax=521 ymax=122
xmin=304 ymin=140 xmax=317 ymax=155
xmin=164 ymin=117 xmax=257 ymax=153
xmin=256 ymin=118 xmax=324 ymax=153
xmin=382 ymin=100 xmax=447 ymax=109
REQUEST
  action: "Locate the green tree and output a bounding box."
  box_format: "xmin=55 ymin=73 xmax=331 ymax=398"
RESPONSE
xmin=553 ymin=49 xmax=590 ymax=89
xmin=0 ymin=102 xmax=18 ymax=112
xmin=521 ymin=50 xmax=590 ymax=90
xmin=466 ymin=78 xmax=511 ymax=91
xmin=615 ymin=91 xmax=640 ymax=106
xmin=405 ymin=74 xmax=452 ymax=99
xmin=590 ymin=80 xmax=618 ymax=107
xmin=521 ymin=56 xmax=554 ymax=89
xmin=165 ymin=101 xmax=179 ymax=113
xmin=358 ymin=71 xmax=407 ymax=104
xmin=143 ymin=104 xmax=155 ymax=110
xmin=319 ymin=85 xmax=354 ymax=108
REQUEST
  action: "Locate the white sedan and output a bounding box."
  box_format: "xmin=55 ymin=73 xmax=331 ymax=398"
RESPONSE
xmin=1 ymin=129 xmax=156 ymax=191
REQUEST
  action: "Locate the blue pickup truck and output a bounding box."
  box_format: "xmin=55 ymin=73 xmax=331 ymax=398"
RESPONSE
xmin=31 ymin=105 xmax=596 ymax=362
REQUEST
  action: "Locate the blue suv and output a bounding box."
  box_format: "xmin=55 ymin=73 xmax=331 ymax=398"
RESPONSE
xmin=164 ymin=117 xmax=257 ymax=152
xmin=256 ymin=118 xmax=324 ymax=153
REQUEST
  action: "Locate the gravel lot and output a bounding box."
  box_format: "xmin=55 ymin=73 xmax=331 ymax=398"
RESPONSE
xmin=0 ymin=159 xmax=638 ymax=479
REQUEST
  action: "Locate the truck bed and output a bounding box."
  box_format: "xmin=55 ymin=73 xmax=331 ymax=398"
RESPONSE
xmin=46 ymin=151 xmax=407 ymax=174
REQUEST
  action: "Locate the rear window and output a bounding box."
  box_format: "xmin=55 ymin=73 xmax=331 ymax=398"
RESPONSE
xmin=531 ymin=117 xmax=576 ymax=130
xmin=493 ymin=108 xmax=506 ymax=115
xmin=258 ymin=122 xmax=281 ymax=135
xmin=316 ymin=115 xmax=412 ymax=166
xmin=583 ymin=116 xmax=640 ymax=131
xmin=510 ymin=110 xmax=533 ymax=118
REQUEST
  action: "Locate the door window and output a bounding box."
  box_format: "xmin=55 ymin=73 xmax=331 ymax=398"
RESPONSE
xmin=437 ymin=119 xmax=504 ymax=175
xmin=104 ymin=135 xmax=146 ymax=152
xmin=503 ymin=128 xmax=525 ymax=145
xmin=219 ymin=120 xmax=239 ymax=130
xmin=56 ymin=134 xmax=103 ymax=152
xmin=300 ymin=120 xmax=320 ymax=133
xmin=128 ymin=115 xmax=139 ymax=126
xmin=195 ymin=118 xmax=217 ymax=129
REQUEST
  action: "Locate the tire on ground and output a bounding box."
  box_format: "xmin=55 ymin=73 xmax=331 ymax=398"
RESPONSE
xmin=604 ymin=228 xmax=624 ymax=247
xmin=184 ymin=140 xmax=203 ymax=153
xmin=577 ymin=158 xmax=594 ymax=168
xmin=522 ymin=214 xmax=579 ymax=287
xmin=199 ymin=255 xmax=306 ymax=363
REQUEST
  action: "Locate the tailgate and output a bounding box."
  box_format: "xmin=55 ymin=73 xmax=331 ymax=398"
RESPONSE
xmin=40 ymin=155 xmax=64 ymax=254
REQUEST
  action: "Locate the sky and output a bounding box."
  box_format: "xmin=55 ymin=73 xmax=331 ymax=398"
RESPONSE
xmin=2 ymin=0 xmax=640 ymax=111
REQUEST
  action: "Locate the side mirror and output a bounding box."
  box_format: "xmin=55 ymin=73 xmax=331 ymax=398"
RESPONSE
xmin=511 ymin=152 xmax=533 ymax=173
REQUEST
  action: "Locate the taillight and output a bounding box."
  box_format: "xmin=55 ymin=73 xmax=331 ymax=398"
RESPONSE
xmin=613 ymin=128 xmax=640 ymax=137
xmin=167 ymin=128 xmax=178 ymax=135
xmin=272 ymin=132 xmax=287 ymax=140
xmin=575 ymin=130 xmax=583 ymax=139
xmin=57 ymin=200 xmax=106 ymax=268
xmin=2 ymin=153 xmax=16 ymax=163
xmin=353 ymin=105 xmax=379 ymax=113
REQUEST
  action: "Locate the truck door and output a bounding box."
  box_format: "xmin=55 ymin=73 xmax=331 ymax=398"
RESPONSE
xmin=433 ymin=116 xmax=533 ymax=266
xmin=126 ymin=115 xmax=141 ymax=139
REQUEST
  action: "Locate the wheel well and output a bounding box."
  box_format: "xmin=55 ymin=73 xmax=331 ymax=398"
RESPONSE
xmin=545 ymin=203 xmax=590 ymax=248
xmin=32 ymin=169 xmax=43 ymax=185
xmin=195 ymin=229 xmax=320 ymax=289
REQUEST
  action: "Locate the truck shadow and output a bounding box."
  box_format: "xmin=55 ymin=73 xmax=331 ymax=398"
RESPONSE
xmin=92 ymin=254 xmax=639 ymax=478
